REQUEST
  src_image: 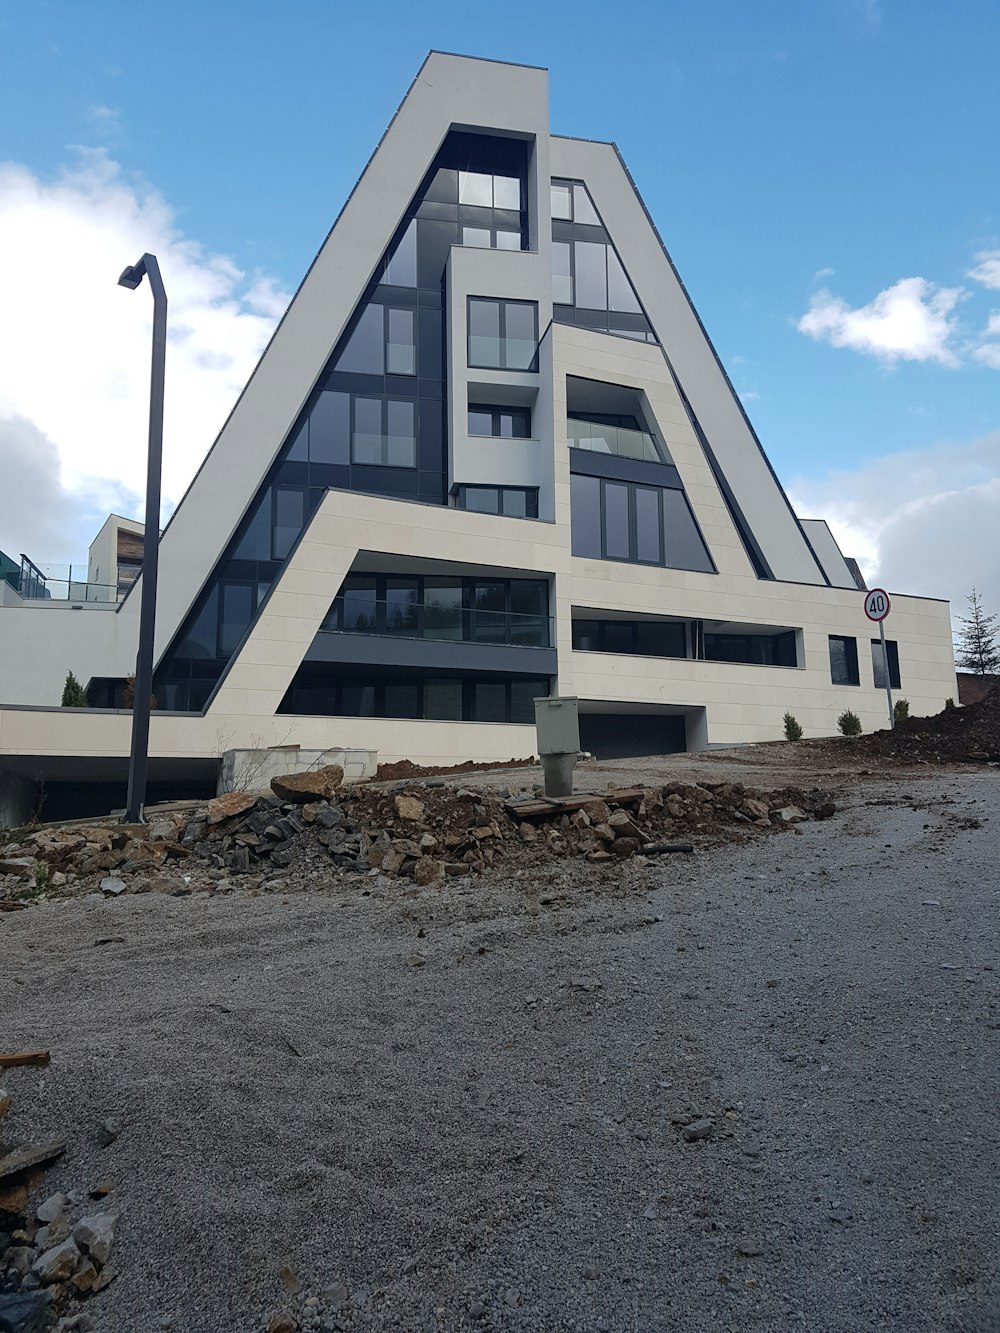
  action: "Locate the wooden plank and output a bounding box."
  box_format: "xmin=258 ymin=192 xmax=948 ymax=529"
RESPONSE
xmin=0 ymin=1051 xmax=50 ymax=1069
xmin=505 ymin=787 xmax=648 ymax=819
xmin=0 ymin=901 xmax=28 ymax=912
xmin=0 ymin=1139 xmax=66 ymax=1182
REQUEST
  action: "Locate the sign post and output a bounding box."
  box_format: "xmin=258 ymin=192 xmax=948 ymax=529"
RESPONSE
xmin=864 ymin=587 xmax=893 ymax=730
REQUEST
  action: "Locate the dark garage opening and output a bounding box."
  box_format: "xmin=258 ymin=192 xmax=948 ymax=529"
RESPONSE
xmin=579 ymin=713 xmax=686 ymax=760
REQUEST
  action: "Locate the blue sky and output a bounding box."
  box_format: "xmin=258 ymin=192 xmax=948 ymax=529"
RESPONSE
xmin=0 ymin=0 xmax=997 ymax=613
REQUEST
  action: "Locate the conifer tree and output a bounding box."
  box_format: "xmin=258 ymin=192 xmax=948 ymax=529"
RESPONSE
xmin=955 ymin=587 xmax=1000 ymax=675
xmin=61 ymin=671 xmax=88 ymax=707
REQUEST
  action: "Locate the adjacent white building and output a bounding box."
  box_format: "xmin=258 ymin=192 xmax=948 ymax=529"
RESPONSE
xmin=0 ymin=52 xmax=957 ymax=825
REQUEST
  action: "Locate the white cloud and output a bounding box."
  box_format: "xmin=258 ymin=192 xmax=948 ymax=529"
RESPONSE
xmin=813 ymin=266 xmax=835 ymax=280
xmin=971 ymin=310 xmax=1000 ymax=368
xmin=789 ymin=431 xmax=1000 ymax=618
xmin=738 ymin=390 xmax=761 ymax=403
xmin=797 ymin=277 xmax=964 ymax=367
xmin=0 ymin=148 xmax=290 ymax=562
xmin=968 ymin=249 xmax=1000 ymax=290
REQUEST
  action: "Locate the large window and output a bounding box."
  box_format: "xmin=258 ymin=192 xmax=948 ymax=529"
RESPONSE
xmin=704 ymin=630 xmax=798 ymax=668
xmin=468 ymin=298 xmax=538 ymax=371
xmin=455 ymin=486 xmax=539 ymax=519
xmin=551 ymin=179 xmax=656 ymax=344
xmin=468 ymin=404 xmax=531 ymax=438
xmin=573 ymin=618 xmax=688 ymax=658
xmin=321 ymin=572 xmax=550 ymax=647
xmin=278 ymin=670 xmax=550 ymax=722
xmin=829 ymin=636 xmax=860 ymax=686
xmin=351 ymin=398 xmax=416 ymax=468
xmin=570 ymin=474 xmax=713 ymax=572
xmin=871 ymin=638 xmax=901 ymax=690
xmin=335 ymin=304 xmax=416 ymax=376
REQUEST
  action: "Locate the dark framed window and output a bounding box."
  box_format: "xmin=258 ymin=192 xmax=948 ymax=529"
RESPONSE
xmin=335 ymin=303 xmax=416 ymax=377
xmin=571 ymin=617 xmax=689 ymax=659
xmin=278 ymin=669 xmax=551 ymax=722
xmin=871 ymin=638 xmax=901 ymax=690
xmin=351 ymin=397 xmax=416 ymax=468
xmin=455 ymin=486 xmax=539 ymax=519
xmin=704 ymin=631 xmax=798 ymax=668
xmin=829 ymin=636 xmax=860 ymax=686
xmin=550 ymin=178 xmax=653 ymax=343
xmin=321 ymin=572 xmax=550 ymax=647
xmin=468 ymin=298 xmax=538 ymax=371
xmin=467 ymin=404 xmax=531 ymax=438
xmin=570 ymin=473 xmax=712 ymax=571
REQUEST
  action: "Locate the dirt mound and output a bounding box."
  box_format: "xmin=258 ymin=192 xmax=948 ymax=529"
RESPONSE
xmin=856 ymin=686 xmax=1000 ymax=764
xmin=0 ymin=777 xmax=835 ymax=906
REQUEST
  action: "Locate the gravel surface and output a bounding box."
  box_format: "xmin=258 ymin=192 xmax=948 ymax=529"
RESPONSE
xmin=1 ymin=761 xmax=997 ymax=1333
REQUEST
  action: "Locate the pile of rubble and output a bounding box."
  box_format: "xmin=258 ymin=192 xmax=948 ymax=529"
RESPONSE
xmin=854 ymin=685 xmax=1000 ymax=764
xmin=0 ymin=765 xmax=836 ymax=906
xmin=1 ymin=1056 xmax=119 ymax=1332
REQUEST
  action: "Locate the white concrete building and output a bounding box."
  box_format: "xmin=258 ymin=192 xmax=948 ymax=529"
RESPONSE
xmin=0 ymin=52 xmax=956 ymax=824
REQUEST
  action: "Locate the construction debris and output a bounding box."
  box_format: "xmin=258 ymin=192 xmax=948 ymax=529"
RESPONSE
xmin=846 ymin=686 xmax=1000 ymax=765
xmin=0 ymin=775 xmax=836 ymax=907
xmin=0 ymin=1052 xmax=50 ymax=1070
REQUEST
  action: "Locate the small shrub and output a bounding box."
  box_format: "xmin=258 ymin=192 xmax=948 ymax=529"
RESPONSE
xmin=61 ymin=670 xmax=87 ymax=707
xmin=893 ymin=698 xmax=910 ymax=723
xmin=123 ymin=674 xmax=158 ymax=711
xmin=837 ymin=709 xmax=862 ymax=737
xmin=944 ymin=697 xmax=956 ymax=710
xmin=783 ymin=711 xmax=803 ymax=741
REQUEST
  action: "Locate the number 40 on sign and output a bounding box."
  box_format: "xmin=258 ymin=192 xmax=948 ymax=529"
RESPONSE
xmin=864 ymin=587 xmax=894 ymax=727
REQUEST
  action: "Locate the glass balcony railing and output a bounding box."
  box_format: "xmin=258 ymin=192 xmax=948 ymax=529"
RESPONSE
xmin=10 ymin=558 xmax=121 ymax=603
xmin=322 ymin=595 xmax=553 ymax=648
xmin=567 ymin=418 xmax=662 ymax=462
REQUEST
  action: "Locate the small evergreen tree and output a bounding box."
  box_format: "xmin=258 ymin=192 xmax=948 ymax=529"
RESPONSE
xmin=783 ymin=711 xmax=803 ymax=741
xmin=61 ymin=671 xmax=87 ymax=707
xmin=893 ymin=698 xmax=910 ymax=722
xmin=955 ymin=587 xmax=1000 ymax=675
xmin=837 ymin=709 xmax=862 ymax=737
xmin=944 ymin=697 xmax=956 ymax=710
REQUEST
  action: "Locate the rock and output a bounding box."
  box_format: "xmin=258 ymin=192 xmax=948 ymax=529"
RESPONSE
xmin=36 ymin=1193 xmax=67 ymax=1225
xmin=206 ymin=792 xmax=258 ymax=824
xmin=267 ymin=1316 xmax=297 ymax=1333
xmin=582 ymin=799 xmax=611 ymax=824
xmin=7 ymin=1245 xmax=35 ymax=1276
xmin=0 ymin=1181 xmax=29 ymax=1212
xmin=418 ymin=832 xmax=438 ymax=850
xmin=99 ymin=877 xmax=126 ymax=896
xmin=570 ymin=809 xmax=591 ymax=829
xmin=740 ymin=798 xmax=770 ymax=821
xmin=773 ymin=805 xmax=806 ymax=823
xmin=469 ymin=1298 xmax=486 ymax=1320
xmin=0 ymin=1088 xmax=9 ymax=1121
xmin=394 ymin=794 xmax=426 ymax=822
xmin=582 ymin=1261 xmax=601 ymax=1279
xmin=0 ymin=857 xmax=35 ymax=876
xmin=412 ymin=857 xmax=444 ymax=887
xmin=570 ymin=975 xmax=601 ymax=993
xmin=71 ymin=1260 xmax=100 ymax=1292
xmin=89 ymin=1180 xmax=115 ymax=1200
xmin=0 ymin=1291 xmax=51 ymax=1333
xmin=517 ymin=822 xmax=537 ymax=842
xmin=0 ymin=1140 xmax=66 ymax=1182
xmin=73 ymin=1212 xmax=118 ymax=1266
xmin=279 ymin=1267 xmax=301 ymax=1296
xmin=322 ymin=1282 xmax=348 ymax=1310
xmin=95 ymin=1120 xmax=120 ymax=1148
xmin=503 ymin=1289 xmax=521 ymax=1308
xmin=33 ymin=1237 xmax=81 ymax=1283
xmin=270 ymin=765 xmax=344 ymax=804
xmin=682 ymin=1118 xmax=713 ymax=1142
xmin=146 ymin=818 xmax=176 ymax=842
xmin=593 ymin=822 xmax=615 ymax=843
xmin=611 ymin=837 xmax=640 ymax=858
xmin=315 ymin=805 xmax=344 ymax=829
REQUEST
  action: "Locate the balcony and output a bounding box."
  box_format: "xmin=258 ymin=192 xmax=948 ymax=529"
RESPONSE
xmin=322 ymin=593 xmax=553 ymax=649
xmin=5 ymin=557 xmax=120 ymax=604
xmin=567 ymin=417 xmax=661 ymax=462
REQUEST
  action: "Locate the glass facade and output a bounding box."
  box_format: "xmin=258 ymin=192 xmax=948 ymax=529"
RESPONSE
xmin=570 ymin=474 xmax=713 ymax=571
xmin=154 ymin=130 xmax=529 ymax=710
xmin=468 ymin=298 xmax=538 ymax=371
xmin=551 ymin=179 xmax=657 ymax=344
xmin=468 ymin=404 xmax=531 ymax=438
xmin=321 ymin=572 xmax=550 ymax=647
xmin=278 ymin=668 xmax=550 ymax=722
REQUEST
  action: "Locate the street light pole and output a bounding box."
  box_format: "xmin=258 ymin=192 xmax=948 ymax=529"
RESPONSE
xmin=118 ymin=253 xmax=166 ymax=824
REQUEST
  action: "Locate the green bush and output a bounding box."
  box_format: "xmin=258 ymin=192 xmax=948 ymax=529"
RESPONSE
xmin=783 ymin=711 xmax=803 ymax=741
xmin=61 ymin=671 xmax=87 ymax=708
xmin=837 ymin=709 xmax=862 ymax=737
xmin=893 ymin=698 xmax=910 ymax=722
xmin=944 ymin=697 xmax=956 ymax=710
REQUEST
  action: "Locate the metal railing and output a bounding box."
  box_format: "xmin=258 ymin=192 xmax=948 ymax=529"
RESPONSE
xmin=567 ymin=417 xmax=661 ymax=462
xmin=14 ymin=558 xmax=120 ymax=603
xmin=322 ymin=594 xmax=553 ymax=648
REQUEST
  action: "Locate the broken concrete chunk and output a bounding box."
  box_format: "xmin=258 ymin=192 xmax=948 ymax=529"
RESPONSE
xmin=206 ymin=792 xmax=259 ymax=824
xmin=73 ymin=1211 xmax=118 ymax=1267
xmin=32 ymin=1237 xmax=81 ymax=1283
xmin=270 ymin=765 xmax=344 ymax=803
xmin=412 ymin=857 xmax=445 ymax=887
xmin=393 ymin=794 xmax=426 ymax=822
xmin=0 ymin=1140 xmax=66 ymax=1182
xmin=773 ymin=806 xmax=806 ymax=823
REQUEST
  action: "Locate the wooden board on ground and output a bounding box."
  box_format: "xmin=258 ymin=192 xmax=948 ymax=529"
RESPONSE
xmin=505 ymin=787 xmax=647 ymax=819
xmin=0 ymin=1050 xmax=51 ymax=1069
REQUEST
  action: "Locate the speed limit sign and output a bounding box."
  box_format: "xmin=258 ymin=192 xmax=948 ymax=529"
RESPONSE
xmin=864 ymin=588 xmax=891 ymax=622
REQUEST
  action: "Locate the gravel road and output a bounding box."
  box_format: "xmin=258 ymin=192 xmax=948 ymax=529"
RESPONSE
xmin=1 ymin=763 xmax=997 ymax=1333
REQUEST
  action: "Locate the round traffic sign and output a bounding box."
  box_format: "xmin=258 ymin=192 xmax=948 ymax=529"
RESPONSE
xmin=864 ymin=588 xmax=891 ymax=622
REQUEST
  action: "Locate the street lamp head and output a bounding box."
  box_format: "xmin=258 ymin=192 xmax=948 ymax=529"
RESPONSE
xmin=118 ymin=261 xmax=146 ymax=290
